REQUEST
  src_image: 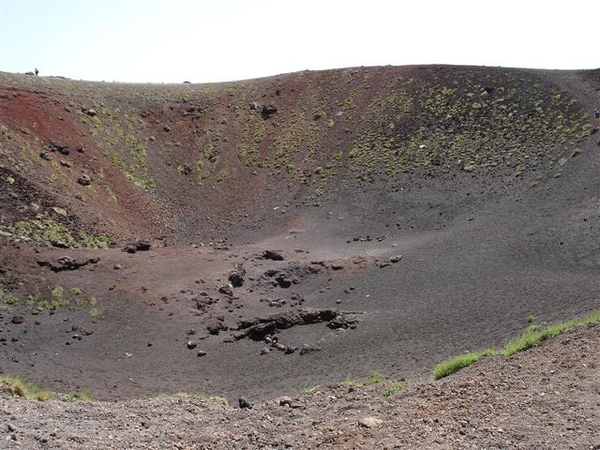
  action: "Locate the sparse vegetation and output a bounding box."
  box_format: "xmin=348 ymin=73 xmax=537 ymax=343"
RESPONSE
xmin=89 ymin=307 xmax=103 ymax=317
xmin=1 ymin=376 xmax=52 ymax=401
xmin=341 ymin=370 xmax=407 ymax=397
xmin=0 ymin=214 xmax=110 ymax=249
xmin=433 ymin=311 xmax=600 ymax=380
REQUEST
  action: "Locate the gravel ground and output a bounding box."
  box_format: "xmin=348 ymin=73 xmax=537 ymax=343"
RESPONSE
xmin=2 ymin=324 xmax=598 ymax=450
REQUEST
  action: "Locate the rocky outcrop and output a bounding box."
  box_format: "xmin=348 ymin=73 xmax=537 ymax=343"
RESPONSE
xmin=232 ymin=308 xmax=362 ymax=341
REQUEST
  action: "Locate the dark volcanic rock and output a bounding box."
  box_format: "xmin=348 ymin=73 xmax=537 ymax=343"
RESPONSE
xmin=39 ymin=150 xmax=52 ymax=161
xmin=218 ymin=284 xmax=234 ymax=297
xmin=123 ymin=240 xmax=151 ymax=253
xmin=262 ymin=250 xmax=284 ymax=261
xmin=37 ymin=256 xmax=99 ymax=272
xmin=228 ymin=270 xmax=245 ymax=288
xmin=206 ymin=321 xmax=228 ymax=335
xmin=233 ymin=308 xmax=360 ymax=341
xmin=50 ymin=141 xmax=69 ymax=155
xmin=260 ymin=105 xmax=278 ymax=119
xmin=238 ymin=397 xmax=253 ymax=409
xmin=327 ymin=313 xmax=360 ymax=330
xmin=11 ymin=315 xmax=25 ymax=325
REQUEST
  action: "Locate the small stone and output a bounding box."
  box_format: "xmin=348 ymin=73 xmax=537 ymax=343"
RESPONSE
xmin=113 ymin=264 xmax=122 ymax=270
xmin=86 ymin=108 xmax=97 ymax=117
xmin=11 ymin=316 xmax=25 ymax=324
xmin=77 ymin=174 xmax=91 ymax=186
xmin=260 ymin=347 xmax=270 ymax=355
xmin=7 ymin=423 xmax=16 ymax=432
xmin=278 ymin=396 xmax=293 ymax=407
xmin=358 ymin=417 xmax=384 ymax=428
xmin=390 ymin=255 xmax=402 ymax=263
xmin=196 ymin=350 xmax=207 ymax=357
xmin=187 ymin=340 xmax=197 ymax=349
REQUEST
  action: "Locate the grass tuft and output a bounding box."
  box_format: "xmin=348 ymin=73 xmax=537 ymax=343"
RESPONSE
xmin=433 ymin=349 xmax=497 ymax=380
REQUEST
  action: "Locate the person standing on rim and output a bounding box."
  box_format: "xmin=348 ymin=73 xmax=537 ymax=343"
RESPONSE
xmin=34 ymin=68 xmax=39 ymax=76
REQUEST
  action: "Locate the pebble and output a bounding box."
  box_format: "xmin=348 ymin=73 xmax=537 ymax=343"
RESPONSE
xmin=358 ymin=417 xmax=384 ymax=428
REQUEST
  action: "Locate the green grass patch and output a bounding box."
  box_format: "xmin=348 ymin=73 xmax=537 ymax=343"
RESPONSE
xmin=341 ymin=370 xmax=407 ymax=397
xmin=62 ymin=390 xmax=95 ymax=402
xmin=433 ymin=310 xmax=600 ymax=380
xmin=1 ymin=376 xmax=52 ymax=401
xmin=433 ymin=349 xmax=497 ymax=380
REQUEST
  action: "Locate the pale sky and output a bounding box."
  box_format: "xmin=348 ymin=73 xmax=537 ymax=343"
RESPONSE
xmin=1 ymin=0 xmax=598 ymax=84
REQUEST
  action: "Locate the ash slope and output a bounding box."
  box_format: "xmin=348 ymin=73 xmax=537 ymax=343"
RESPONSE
xmin=0 ymin=66 xmax=599 ymax=402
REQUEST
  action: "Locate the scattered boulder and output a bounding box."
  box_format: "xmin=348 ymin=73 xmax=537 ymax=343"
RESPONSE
xmin=390 ymin=255 xmax=402 ymax=263
xmin=39 ymin=151 xmax=52 ymax=161
xmin=262 ymin=250 xmax=284 ymax=261
xmin=238 ymin=397 xmax=253 ymax=409
xmin=85 ymin=108 xmax=97 ymax=117
xmin=11 ymin=316 xmax=25 ymax=325
xmin=327 ymin=313 xmax=360 ymax=330
xmin=77 ymin=174 xmax=91 ymax=186
xmin=206 ymin=321 xmax=227 ymax=335
xmin=123 ymin=240 xmax=151 ymax=253
xmin=228 ymin=269 xmax=245 ymax=287
xmin=261 ymin=105 xmax=278 ymax=119
xmin=278 ymin=396 xmax=293 ymax=407
xmin=197 ymin=350 xmax=207 ymax=357
xmin=218 ymin=284 xmax=234 ymax=297
xmin=299 ymin=344 xmax=322 ymax=355
xmin=275 ymin=274 xmax=293 ymax=289
xmin=264 ymin=269 xmax=296 ymax=288
xmin=268 ymin=299 xmax=286 ymax=308
xmin=186 ymin=340 xmax=197 ymax=349
xmin=50 ymin=141 xmax=69 ymax=155
xmin=37 ymin=256 xmax=99 ymax=272
xmin=358 ymin=417 xmax=384 ymax=428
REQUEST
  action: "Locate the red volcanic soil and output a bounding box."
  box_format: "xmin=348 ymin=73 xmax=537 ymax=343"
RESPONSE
xmin=0 ymin=65 xmax=599 ymax=448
